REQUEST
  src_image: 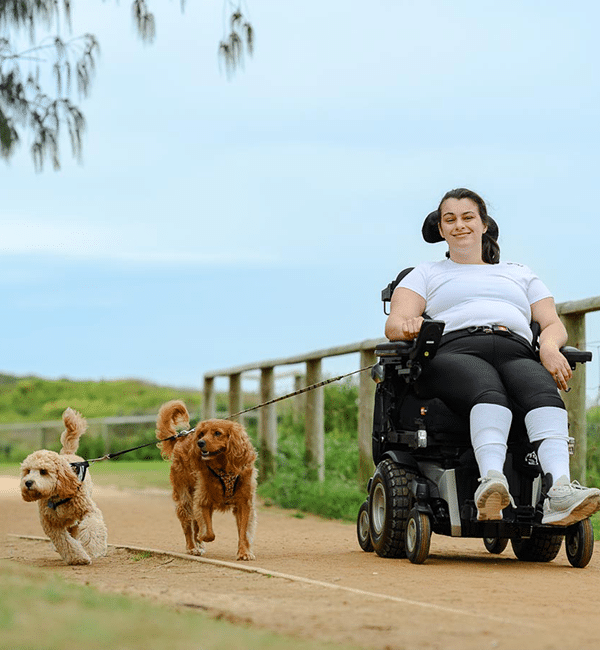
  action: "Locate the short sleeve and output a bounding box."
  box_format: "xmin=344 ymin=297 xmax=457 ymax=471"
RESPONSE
xmin=396 ymin=264 xmax=428 ymax=300
xmin=522 ymin=265 xmax=553 ymax=305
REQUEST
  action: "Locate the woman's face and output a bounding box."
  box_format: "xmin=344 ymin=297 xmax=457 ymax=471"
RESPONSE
xmin=438 ymin=197 xmax=487 ymax=248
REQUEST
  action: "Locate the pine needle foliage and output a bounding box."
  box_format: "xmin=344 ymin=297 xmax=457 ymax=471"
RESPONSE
xmin=0 ymin=0 xmax=254 ymax=169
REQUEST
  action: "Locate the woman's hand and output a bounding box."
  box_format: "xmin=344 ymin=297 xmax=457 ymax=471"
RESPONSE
xmin=400 ymin=316 xmax=424 ymax=340
xmin=531 ymin=297 xmax=571 ymax=391
xmin=539 ymin=342 xmax=572 ymax=391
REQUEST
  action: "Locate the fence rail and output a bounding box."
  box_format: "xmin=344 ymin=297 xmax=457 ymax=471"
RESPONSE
xmin=204 ymin=296 xmax=600 ymax=485
xmin=0 ymin=414 xmax=162 ymax=458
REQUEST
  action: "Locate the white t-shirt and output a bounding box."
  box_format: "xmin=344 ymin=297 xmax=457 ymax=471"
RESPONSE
xmin=397 ymin=259 xmax=553 ymax=344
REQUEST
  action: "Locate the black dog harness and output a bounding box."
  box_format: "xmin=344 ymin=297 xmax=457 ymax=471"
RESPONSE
xmin=208 ymin=467 xmax=240 ymax=499
xmin=47 ymin=496 xmax=73 ymax=510
xmin=46 ymin=462 xmax=89 ymax=510
xmin=70 ymin=461 xmax=89 ymax=482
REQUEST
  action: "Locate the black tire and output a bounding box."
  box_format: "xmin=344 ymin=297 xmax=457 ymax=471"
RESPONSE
xmin=565 ymin=518 xmax=594 ymax=568
xmin=405 ymin=508 xmax=431 ymax=564
xmin=483 ymin=536 xmax=509 ymax=555
xmin=368 ymin=459 xmax=415 ymax=558
xmin=357 ymin=500 xmax=374 ymax=552
xmin=511 ymin=529 xmax=563 ymax=562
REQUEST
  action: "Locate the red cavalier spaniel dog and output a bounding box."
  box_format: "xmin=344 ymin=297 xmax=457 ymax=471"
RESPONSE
xmin=156 ymin=400 xmax=257 ymax=560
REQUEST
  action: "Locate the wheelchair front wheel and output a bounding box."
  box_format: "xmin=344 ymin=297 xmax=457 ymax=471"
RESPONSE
xmin=357 ymin=501 xmax=374 ymax=552
xmin=369 ymin=459 xmax=415 ymax=558
xmin=565 ymin=518 xmax=594 ymax=568
xmin=405 ymin=508 xmax=431 ymax=564
xmin=483 ymin=536 xmax=509 ymax=555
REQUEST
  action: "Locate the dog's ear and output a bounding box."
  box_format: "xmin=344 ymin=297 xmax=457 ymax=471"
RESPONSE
xmin=226 ymin=422 xmax=257 ymax=473
xmin=55 ymin=459 xmax=81 ymax=498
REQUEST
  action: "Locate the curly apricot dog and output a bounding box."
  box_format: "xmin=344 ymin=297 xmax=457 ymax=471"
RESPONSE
xmin=156 ymin=400 xmax=257 ymax=560
xmin=20 ymin=408 xmax=107 ymax=565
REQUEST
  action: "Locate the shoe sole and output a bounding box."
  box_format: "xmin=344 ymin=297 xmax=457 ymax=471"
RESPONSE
xmin=542 ymin=494 xmax=600 ymax=526
xmin=476 ymin=486 xmax=511 ymax=521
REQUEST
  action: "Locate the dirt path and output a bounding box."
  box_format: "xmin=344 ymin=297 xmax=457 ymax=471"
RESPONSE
xmin=2 ymin=476 xmax=600 ymax=650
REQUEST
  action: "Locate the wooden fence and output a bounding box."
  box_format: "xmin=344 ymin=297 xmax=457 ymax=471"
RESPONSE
xmin=204 ymin=296 xmax=600 ymax=486
xmin=0 ymin=414 xmax=161 ymax=459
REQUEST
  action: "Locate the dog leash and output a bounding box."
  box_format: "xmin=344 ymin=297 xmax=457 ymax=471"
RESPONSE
xmin=226 ymin=364 xmax=375 ymax=420
xmin=83 ymin=429 xmax=193 ymax=464
xmin=78 ymin=365 xmax=375 ymax=465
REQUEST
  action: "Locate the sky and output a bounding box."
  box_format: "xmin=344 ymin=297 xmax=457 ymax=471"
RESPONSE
xmin=2 ymin=0 xmax=600 ymax=401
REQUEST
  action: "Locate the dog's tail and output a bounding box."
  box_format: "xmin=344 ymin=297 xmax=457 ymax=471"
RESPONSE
xmin=156 ymin=400 xmax=190 ymax=460
xmin=60 ymin=407 xmax=87 ymax=455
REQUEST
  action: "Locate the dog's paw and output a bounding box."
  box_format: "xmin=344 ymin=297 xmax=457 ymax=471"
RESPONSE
xmin=67 ymin=556 xmax=92 ymax=566
xmin=236 ymin=550 xmax=256 ymax=561
xmin=188 ymin=546 xmax=206 ymax=557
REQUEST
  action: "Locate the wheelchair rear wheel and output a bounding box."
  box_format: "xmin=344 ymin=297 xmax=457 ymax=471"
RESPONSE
xmin=511 ymin=529 xmax=563 ymax=562
xmin=565 ymin=518 xmax=594 ymax=568
xmin=368 ymin=459 xmax=415 ymax=558
xmin=405 ymin=508 xmax=431 ymax=564
xmin=357 ymin=501 xmax=374 ymax=552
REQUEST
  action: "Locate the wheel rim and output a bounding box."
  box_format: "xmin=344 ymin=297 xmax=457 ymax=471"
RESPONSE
xmin=358 ymin=508 xmax=370 ymax=542
xmin=566 ymin=531 xmax=580 ymax=557
xmin=372 ymin=483 xmax=386 ymax=535
xmin=406 ymin=516 xmax=417 ymax=553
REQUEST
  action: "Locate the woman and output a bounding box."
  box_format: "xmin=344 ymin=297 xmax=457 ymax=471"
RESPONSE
xmin=385 ymin=188 xmax=600 ymax=525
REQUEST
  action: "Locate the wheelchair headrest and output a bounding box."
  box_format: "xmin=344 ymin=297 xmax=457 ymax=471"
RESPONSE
xmin=422 ymin=210 xmax=499 ymax=243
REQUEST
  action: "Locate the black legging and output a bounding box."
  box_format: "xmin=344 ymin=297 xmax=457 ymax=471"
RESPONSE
xmin=415 ymin=332 xmax=565 ymax=417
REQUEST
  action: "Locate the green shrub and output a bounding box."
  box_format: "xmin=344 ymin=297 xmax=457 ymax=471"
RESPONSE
xmin=257 ymin=383 xmax=365 ymax=521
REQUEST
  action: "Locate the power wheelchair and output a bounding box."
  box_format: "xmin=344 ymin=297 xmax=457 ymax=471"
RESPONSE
xmin=356 ymin=269 xmax=595 ymax=567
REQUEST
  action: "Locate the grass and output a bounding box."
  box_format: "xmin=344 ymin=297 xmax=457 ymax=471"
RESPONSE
xmin=0 ymin=374 xmax=203 ymax=423
xmin=256 ymin=424 xmax=366 ymax=522
xmin=0 ymin=561 xmax=361 ymax=650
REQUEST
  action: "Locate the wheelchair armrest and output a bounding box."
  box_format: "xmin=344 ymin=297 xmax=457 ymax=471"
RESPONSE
xmin=560 ymin=346 xmax=592 ymax=370
xmin=409 ymin=320 xmax=445 ymax=363
xmin=375 ymin=340 xmax=413 ymax=357
xmin=375 ymin=321 xmax=445 ymax=387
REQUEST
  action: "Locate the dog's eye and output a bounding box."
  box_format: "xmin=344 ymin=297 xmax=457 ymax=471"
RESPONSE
xmin=40 ymin=470 xmax=48 ymax=476
xmin=214 ymin=431 xmax=222 ymax=437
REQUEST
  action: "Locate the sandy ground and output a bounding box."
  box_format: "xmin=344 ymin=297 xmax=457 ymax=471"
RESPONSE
xmin=2 ymin=475 xmax=600 ymax=650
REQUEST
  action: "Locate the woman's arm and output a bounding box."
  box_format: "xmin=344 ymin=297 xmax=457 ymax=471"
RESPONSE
xmin=531 ymin=296 xmax=572 ymax=390
xmin=384 ymin=287 xmax=427 ymax=341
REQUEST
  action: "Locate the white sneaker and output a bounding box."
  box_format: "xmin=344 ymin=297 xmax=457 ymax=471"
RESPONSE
xmin=474 ymin=470 xmax=513 ymax=521
xmin=542 ymin=475 xmax=600 ymax=526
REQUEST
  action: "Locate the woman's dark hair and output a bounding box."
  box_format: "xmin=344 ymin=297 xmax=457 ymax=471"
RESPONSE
xmin=438 ymin=188 xmax=500 ymax=264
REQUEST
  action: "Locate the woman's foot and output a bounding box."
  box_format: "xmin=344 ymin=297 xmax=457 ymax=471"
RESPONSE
xmin=542 ymin=476 xmax=600 ymax=525
xmin=475 ymin=470 xmax=513 ymax=520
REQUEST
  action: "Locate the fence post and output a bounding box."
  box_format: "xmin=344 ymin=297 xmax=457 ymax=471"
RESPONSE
xmin=293 ymin=373 xmax=305 ymax=423
xmin=561 ymin=312 xmax=587 ymax=483
xmin=259 ymin=367 xmax=277 ymax=479
xmin=358 ymin=348 xmax=376 ymax=487
xmin=203 ymin=376 xmax=216 ymax=419
xmin=305 ymin=359 xmax=325 ymax=482
xmin=229 ymin=373 xmax=242 ymax=421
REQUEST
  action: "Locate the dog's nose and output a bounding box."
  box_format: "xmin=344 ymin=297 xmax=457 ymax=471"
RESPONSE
xmin=25 ymin=480 xmax=33 ymax=489
xmin=198 ymin=439 xmax=206 ymax=449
